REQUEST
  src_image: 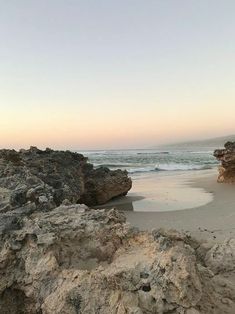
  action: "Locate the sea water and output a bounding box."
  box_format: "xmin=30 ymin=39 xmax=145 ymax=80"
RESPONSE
xmin=79 ymin=148 xmax=218 ymax=175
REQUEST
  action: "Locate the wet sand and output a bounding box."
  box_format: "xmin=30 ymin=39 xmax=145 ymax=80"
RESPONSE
xmin=97 ymin=170 xmax=214 ymax=211
xmin=100 ymin=169 xmax=235 ymax=241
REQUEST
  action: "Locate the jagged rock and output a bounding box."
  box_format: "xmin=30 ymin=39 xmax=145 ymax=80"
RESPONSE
xmin=0 ymin=147 xmax=132 ymax=212
xmin=0 ymin=206 xmax=234 ymax=314
xmin=214 ymin=141 xmax=235 ymax=183
xmin=205 ymin=238 xmax=235 ymax=274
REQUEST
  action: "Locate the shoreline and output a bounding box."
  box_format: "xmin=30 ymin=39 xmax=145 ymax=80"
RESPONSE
xmin=102 ymin=168 xmax=235 ymax=242
xmin=96 ymin=169 xmax=215 ymax=212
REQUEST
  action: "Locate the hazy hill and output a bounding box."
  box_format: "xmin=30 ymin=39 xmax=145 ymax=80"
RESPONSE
xmin=155 ymin=134 xmax=235 ymax=151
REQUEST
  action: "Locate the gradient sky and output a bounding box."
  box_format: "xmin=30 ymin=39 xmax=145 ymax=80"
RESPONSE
xmin=1 ymin=0 xmax=235 ymax=149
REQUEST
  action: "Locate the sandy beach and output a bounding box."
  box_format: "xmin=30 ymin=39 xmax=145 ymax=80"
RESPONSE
xmin=97 ymin=168 xmax=235 ymax=242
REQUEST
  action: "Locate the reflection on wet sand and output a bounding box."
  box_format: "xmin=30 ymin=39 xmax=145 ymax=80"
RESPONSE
xmin=95 ymin=170 xmax=214 ymax=212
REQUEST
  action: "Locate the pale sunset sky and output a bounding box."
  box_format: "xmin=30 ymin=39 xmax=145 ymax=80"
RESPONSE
xmin=0 ymin=0 xmax=235 ymax=149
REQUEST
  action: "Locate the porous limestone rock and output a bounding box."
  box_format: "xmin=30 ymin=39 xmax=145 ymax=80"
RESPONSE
xmin=0 ymin=147 xmax=132 ymax=212
xmin=214 ymin=141 xmax=235 ymax=183
xmin=205 ymin=238 xmax=235 ymax=274
xmin=0 ymin=206 xmax=234 ymax=314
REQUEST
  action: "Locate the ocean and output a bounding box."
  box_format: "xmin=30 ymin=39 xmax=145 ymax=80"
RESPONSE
xmin=79 ymin=148 xmax=219 ymax=176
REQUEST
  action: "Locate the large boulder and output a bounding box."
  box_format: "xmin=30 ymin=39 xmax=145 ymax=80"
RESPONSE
xmin=0 ymin=147 xmax=132 ymax=212
xmin=214 ymin=142 xmax=235 ymax=183
xmin=0 ymin=206 xmax=234 ymax=314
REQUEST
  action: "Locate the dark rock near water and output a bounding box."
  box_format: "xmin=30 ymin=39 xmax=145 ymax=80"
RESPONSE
xmin=214 ymin=141 xmax=235 ymax=183
xmin=0 ymin=147 xmax=132 ymax=212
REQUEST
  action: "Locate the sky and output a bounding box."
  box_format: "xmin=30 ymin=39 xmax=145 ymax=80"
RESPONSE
xmin=0 ymin=0 xmax=235 ymax=150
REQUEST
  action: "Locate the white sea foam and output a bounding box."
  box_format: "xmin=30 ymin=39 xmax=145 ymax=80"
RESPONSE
xmin=128 ymin=163 xmax=213 ymax=173
xmin=154 ymin=163 xmax=212 ymax=171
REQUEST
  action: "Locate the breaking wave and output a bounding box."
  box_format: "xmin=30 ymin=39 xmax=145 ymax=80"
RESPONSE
xmin=128 ymin=163 xmax=213 ymax=174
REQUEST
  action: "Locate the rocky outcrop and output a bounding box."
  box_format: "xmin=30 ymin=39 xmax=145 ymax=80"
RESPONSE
xmin=0 ymin=206 xmax=234 ymax=314
xmin=0 ymin=147 xmax=132 ymax=212
xmin=214 ymin=141 xmax=235 ymax=183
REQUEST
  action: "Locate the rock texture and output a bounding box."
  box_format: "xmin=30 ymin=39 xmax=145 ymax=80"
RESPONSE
xmin=0 ymin=206 xmax=235 ymax=314
xmin=214 ymin=141 xmax=235 ymax=183
xmin=0 ymin=147 xmax=132 ymax=212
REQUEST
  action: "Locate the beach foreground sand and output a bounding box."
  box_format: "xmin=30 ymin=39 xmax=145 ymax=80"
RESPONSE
xmin=98 ymin=169 xmax=235 ymax=242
